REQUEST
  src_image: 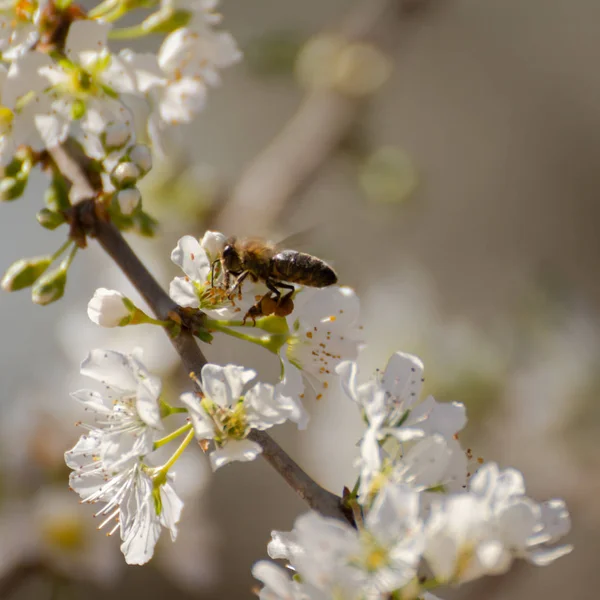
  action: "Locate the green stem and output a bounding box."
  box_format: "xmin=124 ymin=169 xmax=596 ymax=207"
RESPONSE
xmin=60 ymin=243 xmax=78 ymax=270
xmin=154 ymin=422 xmax=193 ymax=450
xmin=88 ymin=0 xmax=120 ymax=18
xmin=161 ymin=428 xmax=195 ymax=471
xmin=208 ymin=321 xmax=274 ymax=349
xmin=108 ymin=23 xmax=151 ymax=40
xmin=154 ymin=422 xmax=192 ymax=449
xmin=51 ymin=239 xmax=72 ymax=262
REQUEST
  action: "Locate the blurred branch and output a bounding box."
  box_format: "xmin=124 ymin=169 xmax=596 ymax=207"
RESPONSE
xmin=0 ymin=560 xmax=50 ymax=599
xmin=216 ymin=0 xmax=432 ymax=233
xmin=47 ymin=144 xmax=351 ymax=524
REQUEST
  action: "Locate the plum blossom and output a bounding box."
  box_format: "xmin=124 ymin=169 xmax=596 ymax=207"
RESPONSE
xmin=257 ymin=484 xmax=425 ymax=599
xmin=37 ymin=20 xmax=135 ymax=154
xmin=66 ymin=435 xmax=182 ymax=566
xmin=180 ymin=362 xmax=307 ymax=470
xmin=68 ymin=348 xmax=163 ymax=470
xmin=423 ymin=463 xmax=572 ymax=584
xmin=169 ymin=231 xmax=267 ymax=319
xmin=87 ymin=288 xmax=131 ymax=327
xmin=337 ymin=352 xmax=467 ymax=501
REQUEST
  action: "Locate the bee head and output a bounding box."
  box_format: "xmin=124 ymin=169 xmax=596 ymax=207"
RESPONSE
xmin=222 ymin=243 xmax=243 ymax=272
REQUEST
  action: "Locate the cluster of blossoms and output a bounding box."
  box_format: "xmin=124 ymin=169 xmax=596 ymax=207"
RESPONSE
xmin=72 ymin=229 xmax=572 ymax=599
xmin=254 ymin=352 xmax=572 ymax=599
xmin=0 ymin=0 xmax=240 ymax=167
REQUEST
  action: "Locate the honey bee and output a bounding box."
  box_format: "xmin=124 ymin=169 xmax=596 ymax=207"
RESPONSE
xmin=212 ymin=237 xmax=338 ymax=324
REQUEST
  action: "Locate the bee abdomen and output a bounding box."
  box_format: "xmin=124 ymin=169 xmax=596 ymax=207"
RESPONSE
xmin=271 ymin=250 xmax=338 ymax=287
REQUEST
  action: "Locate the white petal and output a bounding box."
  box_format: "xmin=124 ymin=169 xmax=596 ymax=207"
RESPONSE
xmin=159 ymin=77 xmax=206 ymax=124
xmin=170 ymin=235 xmax=210 ymax=281
xmin=70 ymin=389 xmax=111 ymax=414
xmin=179 ymin=392 xmax=215 ymax=439
xmin=65 ymin=20 xmax=110 ymax=65
xmin=381 ymin=351 xmax=424 ymax=408
xmin=201 ymin=363 xmax=255 ymax=408
xmin=80 ymin=349 xmax=138 ymax=392
xmin=159 ymin=483 xmax=184 ymax=541
xmin=209 ymin=439 xmax=262 ymax=470
xmin=135 ymin=373 xmax=163 ymax=430
xmin=87 ymin=288 xmax=129 ymax=327
xmin=169 ymin=276 xmax=200 ymax=308
xmin=200 ymin=230 xmax=227 ymax=261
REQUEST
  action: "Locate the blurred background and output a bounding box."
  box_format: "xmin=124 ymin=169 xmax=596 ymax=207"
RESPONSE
xmin=0 ymin=0 xmax=598 ymax=597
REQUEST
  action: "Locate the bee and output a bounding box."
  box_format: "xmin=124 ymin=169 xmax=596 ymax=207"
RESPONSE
xmin=212 ymin=237 xmax=338 ymax=324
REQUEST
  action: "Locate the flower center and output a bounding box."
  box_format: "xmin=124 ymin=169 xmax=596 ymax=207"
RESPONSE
xmin=222 ymin=401 xmax=247 ymax=440
xmin=360 ymin=533 xmax=390 ymax=572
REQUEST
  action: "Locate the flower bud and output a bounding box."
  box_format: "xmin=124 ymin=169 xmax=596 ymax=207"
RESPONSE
xmin=45 ymin=176 xmax=70 ymax=212
xmin=111 ymin=162 xmax=141 ymax=188
xmin=116 ymin=187 xmax=141 ymax=215
xmin=1 ymin=255 xmax=52 ymax=291
xmin=36 ymin=208 xmax=66 ymax=230
xmin=0 ymin=176 xmax=26 ymax=201
xmin=129 ymin=144 xmax=152 ymax=175
xmin=31 ymin=264 xmax=67 ymax=305
xmin=87 ymin=288 xmax=133 ymax=327
xmin=102 ymin=122 xmax=132 ymax=152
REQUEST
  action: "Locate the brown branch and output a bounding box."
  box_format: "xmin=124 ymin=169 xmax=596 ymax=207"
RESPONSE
xmin=48 ymin=144 xmax=351 ymax=524
xmin=0 ymin=560 xmax=51 ymax=599
xmin=216 ymin=0 xmax=431 ymax=234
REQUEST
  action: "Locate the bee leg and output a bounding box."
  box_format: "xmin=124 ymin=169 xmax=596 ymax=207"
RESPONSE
xmin=242 ymin=303 xmax=261 ymax=326
xmin=267 ymin=280 xmax=295 ymax=306
xmin=227 ymin=270 xmax=249 ymax=299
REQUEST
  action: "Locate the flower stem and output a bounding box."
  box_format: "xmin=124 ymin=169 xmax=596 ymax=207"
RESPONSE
xmin=161 ymin=428 xmax=195 ymax=471
xmin=153 ymin=423 xmax=192 ymax=450
xmin=108 ymin=23 xmax=150 ymax=39
xmin=207 ymin=320 xmax=274 ymax=350
xmin=51 ymin=239 xmax=72 ymax=262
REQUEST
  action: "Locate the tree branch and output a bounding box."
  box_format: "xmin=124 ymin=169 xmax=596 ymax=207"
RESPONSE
xmin=48 ymin=144 xmax=351 ymax=524
xmin=216 ymin=0 xmax=431 ymax=234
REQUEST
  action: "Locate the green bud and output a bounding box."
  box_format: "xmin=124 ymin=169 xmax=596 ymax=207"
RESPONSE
xmin=54 ymin=0 xmax=72 ymax=9
xmin=134 ymin=211 xmax=158 ymax=237
xmin=0 ymin=176 xmax=27 ymax=201
xmin=1 ymin=255 xmax=53 ymax=291
xmin=31 ymin=265 xmax=67 ymax=305
xmin=45 ymin=175 xmax=70 ymax=211
xmin=36 ymin=208 xmax=66 ymax=230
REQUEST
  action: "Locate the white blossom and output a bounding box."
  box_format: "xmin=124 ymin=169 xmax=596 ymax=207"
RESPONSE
xmin=181 ymin=362 xmax=307 ymax=470
xmin=337 ymin=352 xmax=467 ymax=501
xmin=37 ymin=20 xmax=135 ymax=153
xmin=260 ymin=484 xmax=424 ymax=599
xmin=67 ymin=436 xmax=182 ymax=566
xmin=169 ymin=232 xmax=267 ymax=319
xmin=68 ymin=348 xmax=163 ymax=470
xmin=87 ymin=288 xmax=131 ymax=327
xmin=423 ymin=463 xmax=572 ymax=584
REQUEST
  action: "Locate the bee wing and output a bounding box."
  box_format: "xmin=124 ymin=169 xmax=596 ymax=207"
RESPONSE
xmin=273 ymin=226 xmax=338 ymax=269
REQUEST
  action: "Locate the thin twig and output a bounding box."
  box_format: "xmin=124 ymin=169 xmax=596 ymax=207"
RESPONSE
xmin=48 ymin=144 xmax=351 ymax=524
